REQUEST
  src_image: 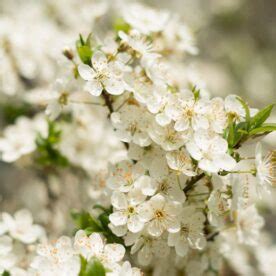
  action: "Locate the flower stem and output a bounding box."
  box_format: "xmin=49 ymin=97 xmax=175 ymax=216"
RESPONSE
xmin=183 ymin=173 xmax=205 ymax=193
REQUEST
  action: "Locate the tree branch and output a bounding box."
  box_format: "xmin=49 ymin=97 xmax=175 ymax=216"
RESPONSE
xmin=183 ymin=173 xmax=205 ymax=193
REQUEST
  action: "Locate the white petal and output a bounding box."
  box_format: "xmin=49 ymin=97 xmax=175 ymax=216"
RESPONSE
xmin=147 ymin=220 xmax=163 ymax=237
xmin=127 ymin=215 xmax=144 ymax=233
xmin=134 ymin=175 xmax=157 ymax=196
xmin=155 ymin=112 xmax=171 ymax=126
xmin=109 ymin=211 xmax=128 ymax=226
xmin=174 ymin=118 xmax=189 ymax=131
xmin=137 ymin=203 xmax=153 ymax=222
xmin=78 ymin=64 xmax=95 ymax=81
xmin=92 ymin=51 xmax=108 ymax=72
xmin=104 ymin=244 xmax=125 ymax=262
xmin=111 ymin=191 xmax=128 ymax=210
xmin=175 ymin=239 xmax=189 ymax=257
xmin=84 ymin=80 xmax=103 ymax=96
xmin=104 ymin=78 xmax=125 ymax=95
xmin=215 ymin=154 xmax=236 ymax=171
xmin=167 ymin=219 xmax=180 ymax=233
xmin=168 ymin=232 xmax=178 ymax=246
xmin=89 ymin=233 xmax=104 ymax=255
xmin=186 ymin=142 xmax=202 ymax=160
xmin=109 ymin=223 xmax=128 ymax=237
xmin=199 ymin=159 xmax=218 ymax=173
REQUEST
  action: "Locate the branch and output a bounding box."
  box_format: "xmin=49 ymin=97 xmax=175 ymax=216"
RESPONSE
xmin=101 ymin=91 xmax=129 ymax=150
xmin=183 ymin=173 xmax=205 ymax=193
xmin=102 ymin=90 xmax=114 ymax=116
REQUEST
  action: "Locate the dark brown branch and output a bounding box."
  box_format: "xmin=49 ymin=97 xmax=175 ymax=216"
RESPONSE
xmin=183 ymin=173 xmax=205 ymax=193
xmin=102 ymin=90 xmax=114 ymax=115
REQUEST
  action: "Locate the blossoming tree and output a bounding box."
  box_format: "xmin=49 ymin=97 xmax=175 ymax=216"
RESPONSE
xmin=0 ymin=1 xmax=275 ymax=276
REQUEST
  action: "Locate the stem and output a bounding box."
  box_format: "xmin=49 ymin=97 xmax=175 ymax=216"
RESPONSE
xmin=240 ymin=156 xmax=255 ymax=160
xmin=183 ymin=173 xmax=205 ymax=193
xmin=102 ymin=90 xmax=114 ymax=115
xmin=229 ymin=170 xmax=256 ymax=174
xmin=69 ymin=99 xmax=104 ymax=106
xmin=101 ymin=91 xmax=129 ymax=150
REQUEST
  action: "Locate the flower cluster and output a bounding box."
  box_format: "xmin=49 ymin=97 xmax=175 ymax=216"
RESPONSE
xmin=0 ymin=1 xmax=275 ymax=276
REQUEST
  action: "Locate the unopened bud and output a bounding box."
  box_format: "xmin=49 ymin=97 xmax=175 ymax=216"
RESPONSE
xmin=62 ymin=47 xmax=74 ymax=60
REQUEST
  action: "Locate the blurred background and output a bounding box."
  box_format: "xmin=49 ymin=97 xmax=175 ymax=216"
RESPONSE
xmin=0 ymin=0 xmax=275 ymax=269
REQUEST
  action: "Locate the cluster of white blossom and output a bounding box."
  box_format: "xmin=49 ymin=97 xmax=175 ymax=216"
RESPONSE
xmin=0 ymin=1 xmax=275 ymax=276
xmin=0 ymin=209 xmax=141 ymax=276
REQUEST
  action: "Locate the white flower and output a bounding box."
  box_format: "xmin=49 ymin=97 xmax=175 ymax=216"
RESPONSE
xmin=165 ymin=90 xmax=209 ymax=132
xmin=1 ymin=209 xmax=45 ymax=244
xmin=45 ymin=77 xmax=77 ymax=120
xmin=78 ymin=51 xmax=127 ymax=96
xmin=0 ymin=235 xmax=17 ymax=274
xmin=255 ymin=143 xmax=276 ymax=189
xmin=186 ymin=131 xmax=236 ymax=173
xmin=117 ymin=261 xmax=142 ymax=276
xmin=129 ymin=233 xmax=170 ymax=266
xmin=109 ymin=190 xmax=145 ymax=233
xmin=162 ymin=16 xmax=198 ymax=55
xmin=119 ymin=30 xmax=158 ymax=60
xmin=74 ymin=231 xmax=125 ymax=274
xmin=207 ymin=97 xmax=227 ymax=134
xmin=107 ymin=160 xmax=145 ymax=193
xmin=149 ymin=173 xmax=186 ymax=203
xmin=111 ymin=105 xmax=152 ymax=147
xmin=168 ymin=206 xmax=206 ymax=257
xmin=149 ymin=122 xmax=191 ymax=151
xmin=138 ymin=194 xmax=181 ymax=237
xmin=236 ymin=205 xmax=264 ymax=246
xmin=224 ymin=95 xmax=258 ymax=121
xmin=31 ymin=236 xmax=80 ymax=276
xmin=207 ymin=190 xmax=230 ymax=227
xmin=0 ymin=115 xmax=47 ymax=163
xmin=166 ymin=148 xmax=196 ymax=176
xmin=122 ymin=3 xmax=169 ymax=35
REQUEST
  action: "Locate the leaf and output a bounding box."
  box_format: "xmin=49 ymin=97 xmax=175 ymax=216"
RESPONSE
xmin=249 ymin=124 xmax=276 ymax=135
xmin=35 ymin=121 xmax=69 ymax=168
xmin=71 ymin=210 xmax=102 ymax=232
xmin=76 ymin=34 xmax=93 ymax=65
xmin=85 ymin=258 xmax=106 ymax=276
xmin=236 ymin=96 xmax=250 ymax=123
xmin=226 ymin=121 xmax=235 ymax=147
xmin=77 ymin=45 xmax=92 ymax=65
xmin=250 ymin=104 xmax=274 ymax=130
xmin=2 ymin=271 xmax=10 ymax=276
xmin=114 ymin=18 xmax=131 ymax=33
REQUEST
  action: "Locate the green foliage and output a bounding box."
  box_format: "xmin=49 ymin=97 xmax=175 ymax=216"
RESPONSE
xmin=191 ymin=85 xmax=200 ymax=101
xmin=71 ymin=207 xmax=124 ymax=244
xmin=1 ymin=103 xmax=34 ymax=124
xmin=113 ymin=18 xmax=131 ymax=33
xmin=79 ymin=256 xmax=106 ymax=276
xmin=76 ymin=34 xmax=93 ymax=65
xmin=225 ymin=100 xmax=275 ymax=150
xmin=249 ymin=104 xmax=274 ymax=130
xmin=35 ymin=120 xmax=69 ymax=167
xmin=2 ymin=271 xmax=10 ymax=276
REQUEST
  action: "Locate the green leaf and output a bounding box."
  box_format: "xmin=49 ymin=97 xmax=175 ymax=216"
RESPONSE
xmin=114 ymin=18 xmax=131 ymax=33
xmin=226 ymin=121 xmax=235 ymax=147
xmin=250 ymin=104 xmax=274 ymax=130
xmin=79 ymin=256 xmax=106 ymax=276
xmin=85 ymin=258 xmax=106 ymax=276
xmin=71 ymin=210 xmax=102 ymax=232
xmin=2 ymin=271 xmax=10 ymax=276
xmin=35 ymin=121 xmax=69 ymax=168
xmin=249 ymin=123 xmax=276 ymax=135
xmin=76 ymin=34 xmax=93 ymax=65
xmin=236 ymin=96 xmax=250 ymax=123
xmin=77 ymin=45 xmax=92 ymax=65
